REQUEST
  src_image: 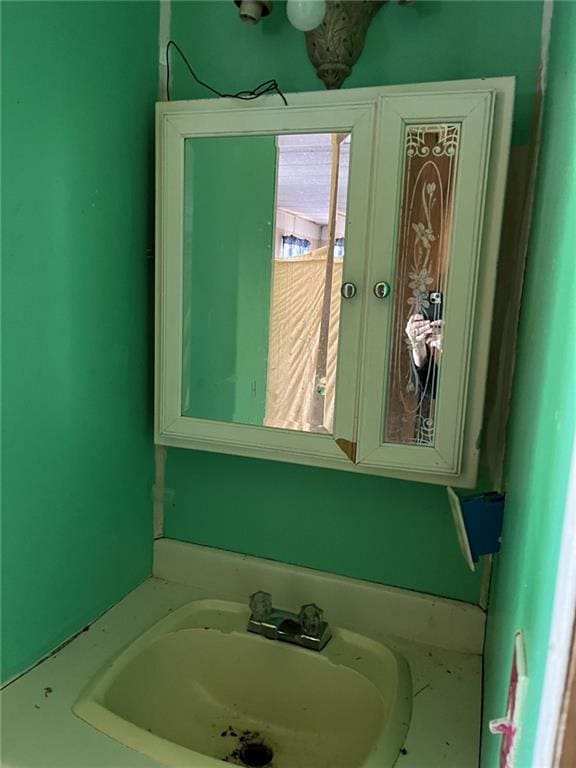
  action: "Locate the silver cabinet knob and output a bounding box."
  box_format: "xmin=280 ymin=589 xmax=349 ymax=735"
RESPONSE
xmin=341 ymin=282 xmax=357 ymax=299
xmin=373 ymin=281 xmax=391 ymax=299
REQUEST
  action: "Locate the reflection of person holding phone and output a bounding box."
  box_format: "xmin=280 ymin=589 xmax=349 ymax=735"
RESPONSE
xmin=405 ymin=313 xmax=444 ymax=397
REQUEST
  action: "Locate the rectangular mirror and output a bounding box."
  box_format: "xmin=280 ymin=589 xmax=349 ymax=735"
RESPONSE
xmin=181 ymin=132 xmax=351 ymax=435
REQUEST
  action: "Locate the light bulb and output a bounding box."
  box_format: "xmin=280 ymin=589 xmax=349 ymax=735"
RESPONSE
xmin=287 ymin=0 xmax=326 ymax=32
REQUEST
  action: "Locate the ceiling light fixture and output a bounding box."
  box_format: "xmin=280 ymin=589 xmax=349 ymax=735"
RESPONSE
xmin=233 ymin=1 xmax=416 ymax=90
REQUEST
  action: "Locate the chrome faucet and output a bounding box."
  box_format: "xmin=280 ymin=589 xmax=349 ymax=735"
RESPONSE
xmin=247 ymin=591 xmax=332 ymax=651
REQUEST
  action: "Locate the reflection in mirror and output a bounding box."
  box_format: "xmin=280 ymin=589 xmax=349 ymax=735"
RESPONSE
xmin=181 ymin=132 xmax=350 ymax=435
xmin=384 ymin=124 xmax=460 ymax=446
xmin=265 ymin=133 xmax=350 ymax=434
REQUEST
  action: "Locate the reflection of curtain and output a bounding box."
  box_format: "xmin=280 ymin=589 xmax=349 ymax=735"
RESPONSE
xmin=280 ymin=235 xmax=311 ymax=259
xmin=265 ymin=246 xmax=342 ymax=433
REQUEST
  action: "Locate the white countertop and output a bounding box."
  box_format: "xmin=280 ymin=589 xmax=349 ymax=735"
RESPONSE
xmin=1 ymin=577 xmax=480 ymax=768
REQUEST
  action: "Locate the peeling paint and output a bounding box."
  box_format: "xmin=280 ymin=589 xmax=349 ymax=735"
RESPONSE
xmin=336 ymin=438 xmax=357 ymax=463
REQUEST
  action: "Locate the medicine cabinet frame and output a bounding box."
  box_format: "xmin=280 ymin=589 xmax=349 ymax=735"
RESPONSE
xmin=155 ymin=78 xmax=514 ymax=487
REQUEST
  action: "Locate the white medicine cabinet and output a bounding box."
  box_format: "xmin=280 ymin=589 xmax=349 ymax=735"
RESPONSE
xmin=155 ymin=79 xmax=514 ymax=487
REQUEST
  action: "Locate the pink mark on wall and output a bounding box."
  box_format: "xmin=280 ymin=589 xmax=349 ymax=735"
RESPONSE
xmin=489 ymin=631 xmax=528 ymax=768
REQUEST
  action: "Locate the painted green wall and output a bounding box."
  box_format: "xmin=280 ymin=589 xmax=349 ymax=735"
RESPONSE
xmin=482 ymin=2 xmax=576 ymax=765
xmin=165 ymin=1 xmax=543 ymax=604
xmin=182 ymin=136 xmax=276 ymax=424
xmin=1 ymin=1 xmax=157 ymax=683
xmin=170 ymin=0 xmax=540 ymax=143
xmin=166 ymin=448 xmax=486 ymax=600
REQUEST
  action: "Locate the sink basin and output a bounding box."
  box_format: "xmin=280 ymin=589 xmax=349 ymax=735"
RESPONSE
xmin=74 ymin=600 xmax=411 ymax=767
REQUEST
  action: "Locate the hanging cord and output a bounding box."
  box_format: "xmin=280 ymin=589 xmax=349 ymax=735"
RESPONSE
xmin=166 ymin=40 xmax=288 ymax=106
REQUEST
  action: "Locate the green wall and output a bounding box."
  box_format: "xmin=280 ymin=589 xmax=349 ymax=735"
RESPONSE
xmin=170 ymin=0 xmax=540 ymax=144
xmin=166 ymin=1 xmax=543 ymax=604
xmin=182 ymin=136 xmax=276 ymax=424
xmin=1 ymin=1 xmax=157 ymax=683
xmin=482 ymin=2 xmax=576 ymax=766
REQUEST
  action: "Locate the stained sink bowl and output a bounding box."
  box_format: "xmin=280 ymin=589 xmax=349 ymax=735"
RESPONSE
xmin=74 ymin=600 xmax=412 ymax=768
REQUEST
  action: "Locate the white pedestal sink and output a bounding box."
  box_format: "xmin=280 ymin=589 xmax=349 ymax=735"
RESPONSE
xmin=74 ymin=600 xmax=412 ymax=767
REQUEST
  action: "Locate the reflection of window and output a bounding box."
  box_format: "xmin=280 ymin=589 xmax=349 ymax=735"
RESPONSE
xmin=335 ymin=237 xmax=345 ymax=260
xmin=280 ymin=235 xmax=311 ymax=259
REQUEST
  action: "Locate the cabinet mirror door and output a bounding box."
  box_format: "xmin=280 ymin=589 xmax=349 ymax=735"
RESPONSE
xmin=156 ymin=82 xmax=513 ymax=485
xmin=182 ymin=132 xmax=350 ymax=436
xmin=357 ymin=90 xmax=501 ymax=479
xmin=156 ymin=101 xmax=375 ymax=462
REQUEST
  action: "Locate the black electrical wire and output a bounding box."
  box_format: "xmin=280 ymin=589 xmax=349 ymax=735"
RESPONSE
xmin=165 ymin=40 xmax=288 ymax=106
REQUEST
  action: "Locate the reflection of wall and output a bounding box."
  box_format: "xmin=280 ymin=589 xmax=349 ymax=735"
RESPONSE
xmin=320 ymin=213 xmax=346 ymax=243
xmin=1 ymin=1 xmax=158 ymax=683
xmin=168 ymin=0 xmax=544 ymax=603
xmin=274 ymin=209 xmax=321 ymax=259
xmin=482 ymin=4 xmax=576 ymax=767
xmin=182 ymin=136 xmax=276 ymax=425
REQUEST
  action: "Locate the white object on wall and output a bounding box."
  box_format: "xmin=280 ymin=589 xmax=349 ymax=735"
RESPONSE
xmin=157 ymin=0 xmax=171 ymax=101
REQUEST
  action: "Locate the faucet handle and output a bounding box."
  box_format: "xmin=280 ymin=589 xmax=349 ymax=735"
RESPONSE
xmin=299 ymin=603 xmax=324 ymax=637
xmin=249 ymin=591 xmax=272 ymax=622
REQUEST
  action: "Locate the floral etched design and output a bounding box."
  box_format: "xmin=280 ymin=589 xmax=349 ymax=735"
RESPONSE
xmin=411 ymin=222 xmax=436 ymax=251
xmin=405 ymin=179 xmax=437 ymax=318
xmin=408 ymin=267 xmax=433 ymax=294
xmin=406 ymin=125 xmax=460 ymax=158
xmin=385 ymin=124 xmax=460 ymax=447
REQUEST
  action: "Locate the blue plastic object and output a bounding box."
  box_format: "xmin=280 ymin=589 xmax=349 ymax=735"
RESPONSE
xmin=461 ymin=492 xmax=505 ymax=561
xmin=448 ymin=488 xmax=505 ymax=570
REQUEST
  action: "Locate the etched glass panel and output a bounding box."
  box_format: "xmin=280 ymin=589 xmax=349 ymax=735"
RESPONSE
xmin=383 ymin=124 xmax=460 ymax=446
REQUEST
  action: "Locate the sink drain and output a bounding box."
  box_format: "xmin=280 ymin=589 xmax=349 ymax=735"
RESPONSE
xmin=238 ymin=742 xmax=274 ymax=767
